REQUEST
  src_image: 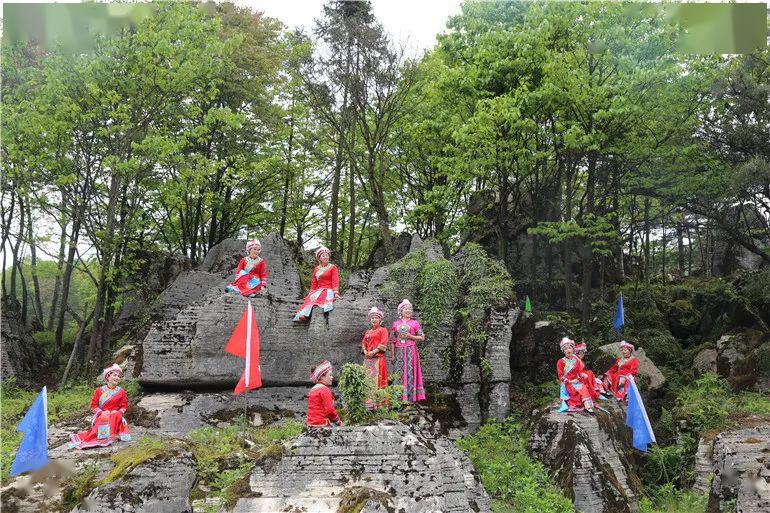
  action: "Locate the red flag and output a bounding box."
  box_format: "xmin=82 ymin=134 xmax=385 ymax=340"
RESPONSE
xmin=225 ymin=300 xmax=262 ymax=394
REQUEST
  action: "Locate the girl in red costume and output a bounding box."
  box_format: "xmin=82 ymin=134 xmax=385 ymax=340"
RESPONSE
xmin=603 ymin=340 xmax=639 ymax=401
xmin=574 ymin=342 xmax=604 ymax=400
xmin=69 ymin=364 xmax=132 ymax=449
xmin=293 ymin=247 xmax=340 ymax=322
xmin=362 ymin=307 xmax=389 ymax=409
xmin=557 ymin=337 xmax=595 ymax=413
xmin=225 ymin=239 xmax=267 ymax=296
xmin=306 ymin=360 xmax=343 ymax=427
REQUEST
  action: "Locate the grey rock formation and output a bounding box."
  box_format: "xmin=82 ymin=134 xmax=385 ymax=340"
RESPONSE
xmin=708 ymin=425 xmax=770 ymax=513
xmin=510 ymin=318 xmax=566 ymax=385
xmin=233 ymin=421 xmax=492 ymax=513
xmin=1 ymin=298 xmax=41 ymax=384
xmin=132 ymin=389 xmax=306 ymax=435
xmin=693 ymin=348 xmax=718 ymax=377
xmin=138 ymin=233 xmax=517 ymax=430
xmin=716 ymin=333 xmax=760 ymax=391
xmin=528 ymin=401 xmax=642 ymax=513
xmin=72 ymin=452 xmax=196 ymax=513
xmin=693 ymin=437 xmax=714 ymax=495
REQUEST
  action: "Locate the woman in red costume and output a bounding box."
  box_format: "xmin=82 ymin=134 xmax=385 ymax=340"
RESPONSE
xmin=574 ymin=342 xmax=604 ymax=400
xmin=557 ymin=337 xmax=595 ymax=413
xmin=603 ymin=340 xmax=639 ymax=401
xmin=306 ymin=360 xmax=343 ymax=428
xmin=225 ymin=239 xmax=267 ymax=296
xmin=362 ymin=307 xmax=389 ymax=409
xmin=293 ymin=247 xmax=340 ymax=322
xmin=69 ymin=364 xmax=132 ymax=449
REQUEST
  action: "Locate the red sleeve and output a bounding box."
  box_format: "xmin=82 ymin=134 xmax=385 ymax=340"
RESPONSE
xmin=257 ymin=259 xmax=267 ymax=284
xmin=361 ymin=332 xmax=368 ymax=352
xmin=557 ymin=359 xmax=566 ymax=382
xmin=90 ymin=388 xmax=101 ymax=412
xmin=606 ymin=360 xmax=619 ymax=376
xmin=310 ymin=266 xmax=319 ymax=291
xmin=331 ymin=265 xmax=339 ymax=291
xmin=117 ymin=389 xmax=128 ymax=413
xmin=377 ymin=327 xmax=389 ymax=349
xmin=236 ymin=258 xmax=246 ymax=274
xmin=322 ymin=386 xmax=340 ymax=423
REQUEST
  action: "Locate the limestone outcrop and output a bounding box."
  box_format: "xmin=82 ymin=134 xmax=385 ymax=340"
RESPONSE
xmin=528 ymin=401 xmax=643 ymax=513
xmin=137 ymin=233 xmax=517 ymax=429
xmin=706 ymin=425 xmax=770 ymax=513
xmin=233 ymin=421 xmax=492 ymax=513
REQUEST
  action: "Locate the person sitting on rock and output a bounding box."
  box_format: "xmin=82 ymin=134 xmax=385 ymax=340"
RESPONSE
xmin=602 ymin=340 xmax=639 ymax=401
xmin=69 ymin=364 xmax=132 ymax=449
xmin=574 ymin=342 xmax=605 ymax=400
xmin=293 ymin=247 xmax=340 ymax=322
xmin=390 ymin=299 xmax=426 ymax=403
xmin=557 ymin=337 xmax=595 ymax=413
xmin=362 ymin=307 xmax=389 ymax=409
xmin=225 ymin=239 xmax=267 ymax=297
xmin=307 ymin=360 xmax=343 ymax=428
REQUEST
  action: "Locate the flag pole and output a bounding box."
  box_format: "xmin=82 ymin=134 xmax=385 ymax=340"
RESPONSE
xmin=242 ymin=300 xmax=252 ymax=442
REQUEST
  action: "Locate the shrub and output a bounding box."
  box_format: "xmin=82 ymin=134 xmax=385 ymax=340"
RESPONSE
xmin=457 ymin=419 xmax=573 ymax=513
xmin=338 ymin=363 xmax=374 ymax=424
xmin=672 ymin=373 xmax=732 ymax=433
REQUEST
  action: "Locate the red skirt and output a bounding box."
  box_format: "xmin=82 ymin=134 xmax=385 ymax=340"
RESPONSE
xmin=69 ymin=411 xmax=131 ymax=450
xmin=293 ymin=288 xmax=336 ymax=321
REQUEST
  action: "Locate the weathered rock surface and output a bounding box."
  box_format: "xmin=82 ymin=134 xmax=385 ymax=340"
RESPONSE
xmin=233 ymin=421 xmax=492 ymax=513
xmin=72 ymin=452 xmax=196 ymax=513
xmin=694 ymin=348 xmax=719 ymax=377
xmin=528 ymin=401 xmax=642 ymax=513
xmin=138 ymin=233 xmax=517 ymax=430
xmin=706 ymin=425 xmax=770 ymax=513
xmin=1 ymin=298 xmax=42 ymax=385
xmin=694 ymin=437 xmax=715 ymax=495
xmin=132 ymin=389 xmax=306 ymax=434
xmin=715 ymin=332 xmax=769 ymax=392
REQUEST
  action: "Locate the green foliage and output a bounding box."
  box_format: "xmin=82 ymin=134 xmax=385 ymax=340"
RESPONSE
xmin=639 ymin=484 xmax=707 ymax=513
xmin=457 ymin=420 xmax=573 ymax=513
xmin=643 ymin=434 xmax=697 ymax=490
xmin=672 ymin=373 xmax=732 ymax=433
xmin=338 ymin=363 xmax=374 ymax=425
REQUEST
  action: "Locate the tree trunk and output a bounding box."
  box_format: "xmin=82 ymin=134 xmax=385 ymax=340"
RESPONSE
xmin=580 ymin=154 xmax=597 ymax=330
xmin=54 ymin=216 xmax=81 ymax=367
xmin=48 ymin=210 xmax=68 ymax=330
xmin=26 ymin=201 xmax=45 ymax=329
xmin=61 ymin=303 xmax=94 ymax=386
xmin=643 ymin=198 xmax=651 ymax=282
xmin=676 ymin=217 xmax=685 ymax=277
xmin=346 ymin=154 xmax=356 ymax=268
xmin=87 ymin=171 xmax=123 ymax=369
xmin=9 ymin=196 xmax=25 ymax=300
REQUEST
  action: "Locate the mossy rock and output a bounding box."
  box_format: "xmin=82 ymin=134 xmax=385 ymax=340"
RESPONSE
xmin=665 ymin=298 xmax=700 ymax=340
xmin=336 ymin=486 xmax=394 ymax=513
xmin=636 ymin=330 xmax=684 ymax=370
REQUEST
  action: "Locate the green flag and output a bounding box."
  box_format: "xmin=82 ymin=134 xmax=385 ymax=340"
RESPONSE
xmin=525 ymin=296 xmax=532 ymax=313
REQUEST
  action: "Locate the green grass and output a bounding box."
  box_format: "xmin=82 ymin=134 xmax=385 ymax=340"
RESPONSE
xmin=639 ymin=484 xmax=707 ymax=513
xmin=457 ymin=419 xmax=573 ymax=513
xmin=0 ymin=380 xmax=141 ymax=482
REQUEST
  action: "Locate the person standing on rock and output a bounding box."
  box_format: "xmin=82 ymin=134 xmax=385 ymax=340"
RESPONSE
xmin=307 ymin=360 xmax=343 ymax=427
xmin=293 ymin=247 xmax=340 ymax=323
xmin=362 ymin=307 xmax=389 ymax=409
xmin=390 ymin=299 xmax=426 ymax=403
xmin=602 ymin=340 xmax=639 ymax=401
xmin=69 ymin=364 xmax=132 ymax=449
xmin=225 ymin=239 xmax=267 ymax=296
xmin=557 ymin=337 xmax=595 ymax=413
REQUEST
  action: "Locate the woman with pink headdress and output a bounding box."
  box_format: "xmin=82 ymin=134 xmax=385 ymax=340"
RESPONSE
xmin=557 ymin=337 xmax=595 ymax=413
xmin=574 ymin=342 xmax=604 ymax=400
xmin=69 ymin=364 xmax=132 ymax=449
xmin=362 ymin=307 xmax=389 ymax=408
xmin=306 ymin=360 xmax=343 ymax=427
xmin=225 ymin=239 xmax=267 ymax=296
xmin=390 ymin=299 xmax=426 ymax=403
xmin=603 ymin=340 xmax=639 ymax=401
xmin=293 ymin=246 xmax=340 ymax=322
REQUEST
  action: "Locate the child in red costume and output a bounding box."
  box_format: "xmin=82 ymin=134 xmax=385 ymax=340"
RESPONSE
xmin=306 ymin=360 xmax=343 ymax=427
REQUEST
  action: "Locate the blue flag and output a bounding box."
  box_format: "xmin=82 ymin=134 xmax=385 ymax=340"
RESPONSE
xmin=613 ymin=292 xmax=624 ymax=334
xmin=625 ymin=378 xmax=656 ymax=452
xmin=10 ymin=387 xmax=49 ymax=477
